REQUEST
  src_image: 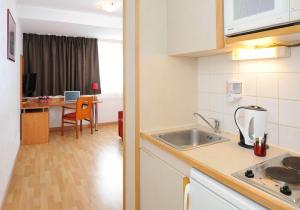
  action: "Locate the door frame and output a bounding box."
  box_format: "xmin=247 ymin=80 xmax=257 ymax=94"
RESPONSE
xmin=123 ymin=0 xmax=140 ymax=209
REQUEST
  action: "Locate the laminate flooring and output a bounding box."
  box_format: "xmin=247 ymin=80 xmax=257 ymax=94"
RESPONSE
xmin=2 ymin=124 xmax=123 ymax=210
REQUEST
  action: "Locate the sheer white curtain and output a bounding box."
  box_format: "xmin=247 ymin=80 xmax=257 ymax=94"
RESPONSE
xmin=98 ymin=41 xmax=123 ymax=96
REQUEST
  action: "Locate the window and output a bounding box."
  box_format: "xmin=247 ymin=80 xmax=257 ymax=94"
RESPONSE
xmin=98 ymin=41 xmax=123 ymax=95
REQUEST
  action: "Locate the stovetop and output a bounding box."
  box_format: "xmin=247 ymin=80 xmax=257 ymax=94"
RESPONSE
xmin=233 ymin=154 xmax=300 ymax=208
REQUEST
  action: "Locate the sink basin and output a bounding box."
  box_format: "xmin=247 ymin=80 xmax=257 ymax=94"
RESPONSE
xmin=153 ymin=128 xmax=228 ymax=150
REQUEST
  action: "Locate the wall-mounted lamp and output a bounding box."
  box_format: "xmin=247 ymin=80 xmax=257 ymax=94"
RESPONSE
xmin=232 ymin=46 xmax=291 ymax=61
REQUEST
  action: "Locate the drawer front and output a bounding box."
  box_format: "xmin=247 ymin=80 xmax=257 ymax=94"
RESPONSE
xmin=22 ymin=111 xmax=49 ymax=145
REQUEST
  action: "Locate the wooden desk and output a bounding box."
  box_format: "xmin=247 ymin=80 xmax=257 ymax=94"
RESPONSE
xmin=21 ymin=97 xmax=102 ymax=145
xmin=21 ymin=98 xmax=67 ymax=109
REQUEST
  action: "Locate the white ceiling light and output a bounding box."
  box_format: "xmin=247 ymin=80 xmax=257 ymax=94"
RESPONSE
xmin=96 ymin=0 xmax=121 ymax=13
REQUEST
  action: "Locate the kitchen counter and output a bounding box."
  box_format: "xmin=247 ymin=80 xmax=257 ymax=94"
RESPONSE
xmin=140 ymin=125 xmax=297 ymax=210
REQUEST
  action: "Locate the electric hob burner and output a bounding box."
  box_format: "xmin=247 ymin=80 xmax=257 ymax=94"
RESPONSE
xmin=233 ymin=154 xmax=300 ymax=208
xmin=283 ymin=156 xmax=300 ymax=171
xmin=265 ymin=167 xmax=300 ymax=184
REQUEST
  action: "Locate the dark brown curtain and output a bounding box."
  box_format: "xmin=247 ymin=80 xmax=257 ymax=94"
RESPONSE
xmin=23 ymin=34 xmax=101 ymax=96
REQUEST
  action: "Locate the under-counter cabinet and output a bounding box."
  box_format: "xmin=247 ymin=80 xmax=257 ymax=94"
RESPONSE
xmin=167 ymin=0 xmax=224 ymax=55
xmin=140 ymin=139 xmax=266 ymax=210
xmin=140 ymin=148 xmax=187 ymax=210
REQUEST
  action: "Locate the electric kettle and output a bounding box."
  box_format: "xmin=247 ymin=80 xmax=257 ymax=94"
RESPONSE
xmin=234 ymin=106 xmax=267 ymax=148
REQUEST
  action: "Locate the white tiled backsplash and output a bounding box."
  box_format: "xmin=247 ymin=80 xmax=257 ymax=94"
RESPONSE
xmin=197 ymin=46 xmax=300 ymax=153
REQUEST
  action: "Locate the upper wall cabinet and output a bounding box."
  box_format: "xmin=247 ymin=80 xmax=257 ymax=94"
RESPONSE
xmin=167 ymin=0 xmax=224 ymax=56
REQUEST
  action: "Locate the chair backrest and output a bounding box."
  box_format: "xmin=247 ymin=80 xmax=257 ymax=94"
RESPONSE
xmin=76 ymin=97 xmax=93 ymax=120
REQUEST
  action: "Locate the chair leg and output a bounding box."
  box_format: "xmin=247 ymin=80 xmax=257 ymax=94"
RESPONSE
xmin=90 ymin=109 xmax=94 ymax=134
xmin=61 ymin=120 xmax=64 ymax=136
xmin=75 ymin=121 xmax=79 ymax=139
xmin=80 ymin=120 xmax=83 ymax=131
xmin=61 ymin=107 xmax=65 ymax=136
xmin=90 ymin=119 xmax=93 ymax=134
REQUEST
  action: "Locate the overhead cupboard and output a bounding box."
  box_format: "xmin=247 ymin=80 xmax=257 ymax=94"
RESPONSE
xmin=166 ymin=0 xmax=225 ymax=56
xmin=167 ymin=0 xmax=300 ymax=57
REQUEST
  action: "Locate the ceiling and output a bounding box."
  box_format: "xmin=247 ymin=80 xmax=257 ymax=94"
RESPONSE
xmin=20 ymin=19 xmax=122 ymax=41
xmin=17 ymin=0 xmax=122 ymax=16
xmin=17 ymin=0 xmax=123 ymax=41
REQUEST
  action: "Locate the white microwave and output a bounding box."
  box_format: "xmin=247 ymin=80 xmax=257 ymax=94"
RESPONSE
xmin=224 ymin=0 xmax=300 ymax=36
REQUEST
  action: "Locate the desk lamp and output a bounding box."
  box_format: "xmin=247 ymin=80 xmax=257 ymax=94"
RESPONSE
xmin=91 ymin=82 xmax=99 ymax=97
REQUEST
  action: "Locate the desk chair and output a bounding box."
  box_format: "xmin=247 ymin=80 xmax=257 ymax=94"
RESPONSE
xmin=61 ymin=97 xmax=93 ymax=138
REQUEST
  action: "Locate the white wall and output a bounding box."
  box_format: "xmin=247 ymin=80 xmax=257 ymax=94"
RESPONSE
xmin=0 ymin=0 xmax=22 ymax=206
xmin=140 ymin=0 xmax=197 ymax=132
xmin=98 ymin=94 xmax=123 ymax=123
xmin=197 ymin=48 xmax=300 ymax=153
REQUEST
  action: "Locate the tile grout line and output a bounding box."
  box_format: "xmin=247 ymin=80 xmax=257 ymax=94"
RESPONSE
xmin=197 ymin=90 xmax=300 ymax=102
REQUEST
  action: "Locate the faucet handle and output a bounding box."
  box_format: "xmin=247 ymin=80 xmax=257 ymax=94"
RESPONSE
xmin=208 ymin=118 xmax=220 ymax=130
xmin=215 ymin=120 xmax=220 ymax=130
xmin=208 ymin=117 xmax=219 ymax=122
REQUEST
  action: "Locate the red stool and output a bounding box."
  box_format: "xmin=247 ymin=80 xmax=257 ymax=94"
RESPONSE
xmin=118 ymin=111 xmax=123 ymax=140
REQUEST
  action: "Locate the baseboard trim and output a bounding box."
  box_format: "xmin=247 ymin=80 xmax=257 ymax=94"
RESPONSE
xmin=1 ymin=145 xmax=20 ymax=210
xmin=50 ymin=122 xmax=118 ymax=132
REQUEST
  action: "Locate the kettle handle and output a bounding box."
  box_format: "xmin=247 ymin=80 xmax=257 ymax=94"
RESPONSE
xmin=234 ymin=107 xmax=246 ymax=137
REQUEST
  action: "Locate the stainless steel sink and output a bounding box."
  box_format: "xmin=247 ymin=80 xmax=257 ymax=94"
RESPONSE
xmin=153 ymin=128 xmax=228 ymax=150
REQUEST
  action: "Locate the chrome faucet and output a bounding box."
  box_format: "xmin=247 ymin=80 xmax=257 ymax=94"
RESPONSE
xmin=193 ymin=112 xmax=220 ymax=133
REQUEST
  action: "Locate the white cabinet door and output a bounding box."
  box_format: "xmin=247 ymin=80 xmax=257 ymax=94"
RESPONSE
xmin=167 ymin=0 xmax=221 ymax=55
xmin=190 ymin=179 xmax=239 ymax=210
xmin=189 ymin=169 xmax=266 ymax=210
xmin=140 ymin=148 xmax=185 ymax=210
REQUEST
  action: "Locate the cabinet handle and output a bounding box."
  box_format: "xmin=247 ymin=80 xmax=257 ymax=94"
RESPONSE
xmin=184 ymin=183 xmax=190 ymax=210
xmin=183 ymin=177 xmax=190 ymax=210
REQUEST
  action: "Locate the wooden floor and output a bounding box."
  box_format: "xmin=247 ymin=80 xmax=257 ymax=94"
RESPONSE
xmin=2 ymin=124 xmax=123 ymax=210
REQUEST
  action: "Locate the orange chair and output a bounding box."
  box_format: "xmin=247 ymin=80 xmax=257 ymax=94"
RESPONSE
xmin=61 ymin=97 xmax=93 ymax=138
